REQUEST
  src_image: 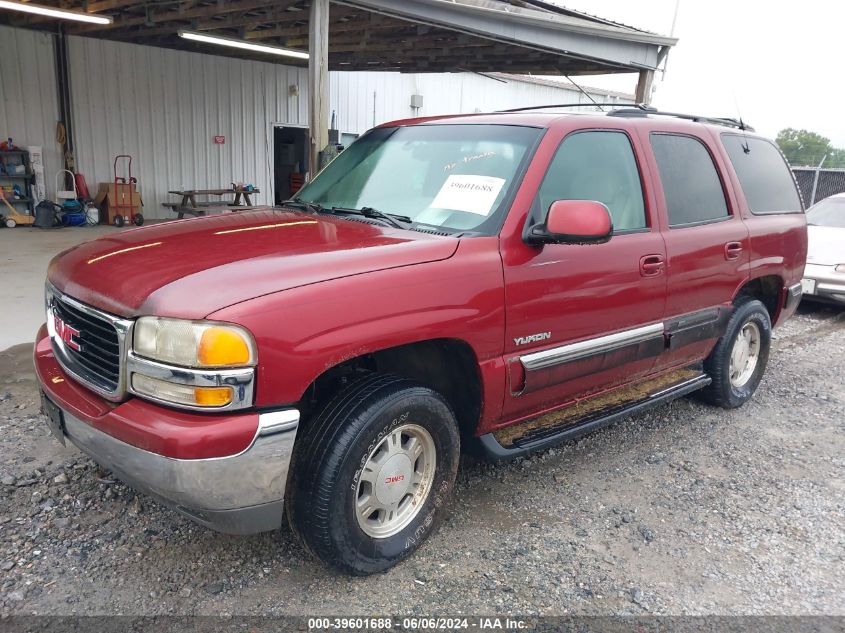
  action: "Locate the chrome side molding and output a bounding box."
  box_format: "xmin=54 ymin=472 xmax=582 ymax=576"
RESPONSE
xmin=520 ymin=322 xmax=665 ymax=372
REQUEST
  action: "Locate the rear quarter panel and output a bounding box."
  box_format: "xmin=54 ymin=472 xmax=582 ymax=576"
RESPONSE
xmin=741 ymin=214 xmax=807 ymax=325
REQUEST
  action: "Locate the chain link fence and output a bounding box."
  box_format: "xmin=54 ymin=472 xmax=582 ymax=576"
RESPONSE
xmin=792 ymin=167 xmax=845 ymax=207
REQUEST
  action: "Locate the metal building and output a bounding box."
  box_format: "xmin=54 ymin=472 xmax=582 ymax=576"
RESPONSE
xmin=0 ymin=1 xmax=674 ymax=219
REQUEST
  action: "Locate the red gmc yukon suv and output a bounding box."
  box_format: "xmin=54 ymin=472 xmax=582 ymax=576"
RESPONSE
xmin=35 ymin=106 xmax=807 ymax=574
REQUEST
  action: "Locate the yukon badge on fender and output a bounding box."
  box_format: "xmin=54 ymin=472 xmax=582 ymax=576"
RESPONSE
xmin=513 ymin=332 xmax=552 ymax=346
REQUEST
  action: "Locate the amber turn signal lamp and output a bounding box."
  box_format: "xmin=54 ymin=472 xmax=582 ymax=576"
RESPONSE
xmin=198 ymin=327 xmax=252 ymax=367
xmin=194 ymin=386 xmax=234 ymax=407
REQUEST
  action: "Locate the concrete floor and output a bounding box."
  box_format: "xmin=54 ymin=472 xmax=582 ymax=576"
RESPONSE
xmin=0 ymin=224 xmax=125 ymax=351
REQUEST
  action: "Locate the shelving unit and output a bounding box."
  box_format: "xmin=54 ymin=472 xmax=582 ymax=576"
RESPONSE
xmin=0 ymin=149 xmax=35 ymax=217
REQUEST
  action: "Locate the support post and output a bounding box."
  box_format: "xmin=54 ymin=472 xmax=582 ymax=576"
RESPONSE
xmin=809 ymin=156 xmax=826 ymax=206
xmin=635 ymin=69 xmax=655 ymax=105
xmin=308 ymin=0 xmax=329 ymax=178
xmin=54 ymin=27 xmax=75 ymax=173
xmin=809 ymin=169 xmax=820 ymax=207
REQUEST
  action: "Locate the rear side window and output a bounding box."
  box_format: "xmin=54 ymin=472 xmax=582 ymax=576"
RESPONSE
xmin=537 ymin=130 xmax=646 ymax=232
xmin=721 ymin=134 xmax=803 ymax=214
xmin=651 ymin=134 xmax=729 ymax=227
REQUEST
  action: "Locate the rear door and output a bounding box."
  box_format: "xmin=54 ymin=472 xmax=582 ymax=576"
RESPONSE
xmin=642 ymin=131 xmax=750 ymax=369
xmin=718 ymin=133 xmax=806 ymax=325
xmin=500 ymin=127 xmax=667 ymax=421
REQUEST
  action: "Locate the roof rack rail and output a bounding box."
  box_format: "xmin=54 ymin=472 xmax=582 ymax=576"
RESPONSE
xmin=498 ymin=102 xmax=639 ymax=112
xmin=607 ymin=105 xmax=755 ymax=131
xmin=495 ymin=102 xmax=755 ymax=131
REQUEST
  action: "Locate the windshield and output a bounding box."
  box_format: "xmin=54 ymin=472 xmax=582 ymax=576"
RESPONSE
xmin=807 ymin=196 xmax=845 ymax=228
xmin=295 ymin=124 xmax=542 ymax=234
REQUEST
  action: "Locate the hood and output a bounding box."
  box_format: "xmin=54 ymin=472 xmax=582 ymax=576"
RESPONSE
xmin=807 ymin=225 xmax=845 ymax=266
xmin=48 ymin=209 xmax=459 ymax=318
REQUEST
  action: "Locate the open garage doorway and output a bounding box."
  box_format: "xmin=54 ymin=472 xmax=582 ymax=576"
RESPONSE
xmin=273 ymin=124 xmax=309 ymax=205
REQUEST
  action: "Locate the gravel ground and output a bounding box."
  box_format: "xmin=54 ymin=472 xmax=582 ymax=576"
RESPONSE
xmin=0 ymin=303 xmax=843 ymax=617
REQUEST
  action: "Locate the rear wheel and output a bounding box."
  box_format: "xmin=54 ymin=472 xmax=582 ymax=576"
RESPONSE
xmin=5 ymin=218 xmax=16 ymax=228
xmin=699 ymin=297 xmax=771 ymax=408
xmin=286 ymin=373 xmax=460 ymax=575
xmin=113 ymin=215 xmax=125 ymax=227
xmin=133 ymin=213 xmax=144 ymax=226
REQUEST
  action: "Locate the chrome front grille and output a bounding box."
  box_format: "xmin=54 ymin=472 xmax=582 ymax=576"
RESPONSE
xmin=53 ymin=299 xmax=120 ymax=388
xmin=46 ymin=285 xmax=133 ymax=401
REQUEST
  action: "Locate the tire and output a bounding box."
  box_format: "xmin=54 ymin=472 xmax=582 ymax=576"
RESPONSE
xmin=5 ymin=219 xmax=16 ymax=228
xmin=113 ymin=215 xmax=125 ymax=227
xmin=286 ymin=373 xmax=460 ymax=575
xmin=699 ymin=297 xmax=771 ymax=408
xmin=133 ymin=213 xmax=144 ymax=226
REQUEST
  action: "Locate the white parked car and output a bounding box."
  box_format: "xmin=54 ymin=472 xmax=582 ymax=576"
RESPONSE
xmin=802 ymin=193 xmax=845 ymax=304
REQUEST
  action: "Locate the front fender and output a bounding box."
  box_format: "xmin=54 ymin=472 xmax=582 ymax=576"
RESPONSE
xmin=208 ymin=238 xmax=505 ymax=408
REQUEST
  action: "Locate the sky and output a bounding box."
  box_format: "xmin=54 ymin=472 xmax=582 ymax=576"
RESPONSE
xmin=549 ymin=0 xmax=845 ymax=148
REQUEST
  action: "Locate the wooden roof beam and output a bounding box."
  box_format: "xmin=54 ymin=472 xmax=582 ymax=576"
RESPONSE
xmin=107 ymin=6 xmax=308 ymax=40
xmin=244 ymin=14 xmax=372 ymax=40
xmin=69 ymin=0 xmax=287 ymax=34
xmin=85 ymin=0 xmax=152 ymax=13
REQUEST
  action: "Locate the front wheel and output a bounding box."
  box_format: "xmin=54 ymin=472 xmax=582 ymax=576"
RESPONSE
xmin=286 ymin=373 xmax=460 ymax=575
xmin=699 ymin=297 xmax=771 ymax=408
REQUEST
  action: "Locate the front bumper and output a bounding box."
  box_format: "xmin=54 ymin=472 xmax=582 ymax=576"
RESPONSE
xmin=34 ymin=324 xmax=299 ymax=534
xmin=802 ymin=264 xmax=845 ymax=304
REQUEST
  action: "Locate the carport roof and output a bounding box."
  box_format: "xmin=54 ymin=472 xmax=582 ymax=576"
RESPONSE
xmin=1 ymin=0 xmax=676 ymax=75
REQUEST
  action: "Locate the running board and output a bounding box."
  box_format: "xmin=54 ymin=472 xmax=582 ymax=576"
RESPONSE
xmin=479 ymin=369 xmax=711 ymax=460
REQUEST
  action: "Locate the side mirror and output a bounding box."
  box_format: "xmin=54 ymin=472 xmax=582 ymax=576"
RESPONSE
xmin=527 ymin=200 xmax=613 ymax=245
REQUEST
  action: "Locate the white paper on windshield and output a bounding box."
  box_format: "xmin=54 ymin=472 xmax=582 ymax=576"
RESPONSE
xmin=430 ymin=175 xmax=506 ymax=216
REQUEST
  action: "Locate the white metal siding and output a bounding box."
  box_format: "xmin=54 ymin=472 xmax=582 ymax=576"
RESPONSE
xmin=0 ymin=25 xmax=62 ymax=192
xmin=3 ymin=26 xmax=630 ymax=220
xmin=330 ymin=70 xmax=625 ymax=132
xmin=68 ymin=35 xmax=308 ymax=219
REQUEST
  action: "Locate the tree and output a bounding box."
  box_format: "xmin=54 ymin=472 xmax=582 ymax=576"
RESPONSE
xmin=827 ymin=148 xmax=845 ymax=169
xmin=776 ymin=128 xmax=834 ymax=167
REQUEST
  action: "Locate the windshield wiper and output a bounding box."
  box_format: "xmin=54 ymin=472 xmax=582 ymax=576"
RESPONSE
xmin=284 ymin=199 xmax=413 ymax=229
xmin=330 ymin=206 xmax=411 ymax=229
xmin=282 ymin=197 xmax=325 ymax=214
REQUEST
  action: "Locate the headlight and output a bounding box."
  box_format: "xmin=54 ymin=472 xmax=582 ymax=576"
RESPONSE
xmin=129 ymin=317 xmax=256 ymax=411
xmin=133 ymin=317 xmax=256 ymax=368
xmin=835 ymin=264 xmax=845 ymax=273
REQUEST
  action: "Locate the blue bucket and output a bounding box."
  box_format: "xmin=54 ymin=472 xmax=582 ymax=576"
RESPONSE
xmin=62 ymin=212 xmax=86 ymax=227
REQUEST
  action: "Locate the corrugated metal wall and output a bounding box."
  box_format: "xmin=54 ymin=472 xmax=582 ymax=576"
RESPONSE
xmin=330 ymin=71 xmax=625 ymax=132
xmin=0 ymin=25 xmax=62 ymax=193
xmin=2 ymin=25 xmax=629 ymax=219
xmin=68 ymin=35 xmax=308 ymax=218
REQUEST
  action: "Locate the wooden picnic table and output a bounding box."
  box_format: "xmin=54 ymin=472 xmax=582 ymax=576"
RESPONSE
xmin=165 ymin=187 xmax=260 ymax=218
